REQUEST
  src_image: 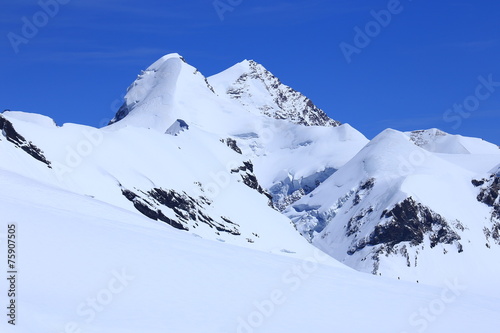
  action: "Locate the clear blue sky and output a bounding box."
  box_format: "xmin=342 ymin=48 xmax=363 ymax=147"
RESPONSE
xmin=1 ymin=0 xmax=499 ymax=144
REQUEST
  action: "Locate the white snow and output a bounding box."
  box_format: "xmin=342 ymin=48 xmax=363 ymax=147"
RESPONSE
xmin=1 ymin=53 xmax=500 ymax=332
xmin=286 ymin=128 xmax=500 ymax=294
xmin=1 ymin=169 xmax=499 ymax=333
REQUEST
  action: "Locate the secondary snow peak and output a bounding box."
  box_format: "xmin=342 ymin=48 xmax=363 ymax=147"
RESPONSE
xmin=209 ymin=59 xmax=341 ymax=127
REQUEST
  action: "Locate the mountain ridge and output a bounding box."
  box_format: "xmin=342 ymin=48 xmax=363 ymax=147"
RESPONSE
xmin=1 ymin=53 xmax=500 ymax=294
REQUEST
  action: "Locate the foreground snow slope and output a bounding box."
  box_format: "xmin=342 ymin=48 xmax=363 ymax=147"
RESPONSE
xmin=1 ymin=169 xmax=499 ymax=333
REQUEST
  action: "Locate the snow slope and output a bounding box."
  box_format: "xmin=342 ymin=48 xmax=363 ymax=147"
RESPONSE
xmin=1 ymin=169 xmax=499 ymax=333
xmin=0 ymin=111 xmax=315 ymax=255
xmin=285 ymin=129 xmax=500 ymax=293
xmin=1 ymin=53 xmax=500 ymax=331
xmin=406 ymin=128 xmax=500 ymax=155
xmin=107 ymin=53 xmax=368 ymax=210
xmin=0 ymin=54 xmax=364 ymax=257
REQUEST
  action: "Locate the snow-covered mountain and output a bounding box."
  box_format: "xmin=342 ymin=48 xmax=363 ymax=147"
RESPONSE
xmin=0 ymin=53 xmax=365 ymax=255
xmin=1 ymin=53 xmax=500 ymax=332
xmin=108 ymin=53 xmax=368 ymax=216
xmin=209 ymin=59 xmax=340 ymax=127
xmin=285 ymin=128 xmax=500 ymax=289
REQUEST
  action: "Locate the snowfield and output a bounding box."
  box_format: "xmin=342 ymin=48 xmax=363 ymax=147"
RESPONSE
xmin=1 ymin=53 xmax=499 ymax=332
xmin=1 ymin=170 xmax=500 ymax=333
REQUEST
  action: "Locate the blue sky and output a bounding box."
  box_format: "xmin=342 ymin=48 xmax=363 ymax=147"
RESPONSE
xmin=1 ymin=0 xmax=499 ymax=144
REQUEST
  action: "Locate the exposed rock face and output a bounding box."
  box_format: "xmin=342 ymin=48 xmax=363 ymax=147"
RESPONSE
xmin=473 ymin=173 xmax=500 ymax=245
xmin=122 ymin=188 xmax=187 ymax=230
xmin=341 ymin=197 xmax=463 ymax=274
xmin=223 ymin=60 xmax=341 ymax=127
xmin=0 ymin=115 xmax=52 ymax=168
xmin=352 ymin=178 xmax=375 ymax=206
xmin=407 ymin=129 xmax=447 ymax=148
xmin=231 ymin=160 xmax=273 ymax=207
xmin=348 ymin=197 xmax=462 ymax=255
xmin=476 ymin=176 xmax=500 ymax=210
xmin=287 ymin=178 xmax=374 ymax=242
xmin=121 ymin=187 xmax=241 ymax=235
xmin=287 ymin=171 xmax=466 ymax=275
xmin=109 ymin=103 xmax=130 ymax=125
xmin=224 ymin=137 xmax=242 ymax=154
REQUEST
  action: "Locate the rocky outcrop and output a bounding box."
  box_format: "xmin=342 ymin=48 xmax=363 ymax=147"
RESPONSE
xmin=348 ymin=197 xmax=462 ymax=256
xmin=473 ymin=174 xmax=500 ymax=245
xmin=223 ymin=137 xmax=242 ymax=154
xmin=231 ymin=160 xmax=273 ymax=207
xmin=0 ymin=115 xmax=52 ymax=168
xmin=224 ymin=60 xmax=340 ymax=127
xmin=121 ymin=187 xmax=241 ymax=235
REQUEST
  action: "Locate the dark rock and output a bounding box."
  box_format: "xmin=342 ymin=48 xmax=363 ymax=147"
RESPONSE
xmin=476 ymin=176 xmax=500 ymax=208
xmin=348 ymin=197 xmax=461 ymax=255
xmin=121 ymin=187 xmax=241 ymax=235
xmin=346 ymin=207 xmax=374 ymax=237
xmin=225 ymin=138 xmax=242 ymax=154
xmin=228 ymin=60 xmax=341 ymax=127
xmin=0 ymin=115 xmax=52 ymax=168
xmin=472 ymin=179 xmax=485 ymax=187
xmin=121 ymin=189 xmax=187 ymax=230
xmin=474 ymin=174 xmax=500 ymax=244
xmin=108 ymin=103 xmax=129 ymax=125
xmin=243 ymin=161 xmax=254 ymax=173
xmin=353 ymin=178 xmax=375 ymax=206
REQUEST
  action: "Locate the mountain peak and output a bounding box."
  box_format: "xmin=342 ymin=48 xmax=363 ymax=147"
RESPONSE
xmin=108 ymin=54 xmax=216 ymax=131
xmin=209 ymin=60 xmax=341 ymax=127
xmin=235 ymin=59 xmax=268 ymax=75
xmin=108 ymin=54 xmax=340 ymax=131
xmin=149 ymin=52 xmax=186 ymax=66
xmin=405 ymin=128 xmax=500 ymax=154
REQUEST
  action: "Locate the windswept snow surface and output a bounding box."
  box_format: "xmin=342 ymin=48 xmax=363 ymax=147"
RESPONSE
xmin=1 ymin=170 xmax=499 ymax=333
